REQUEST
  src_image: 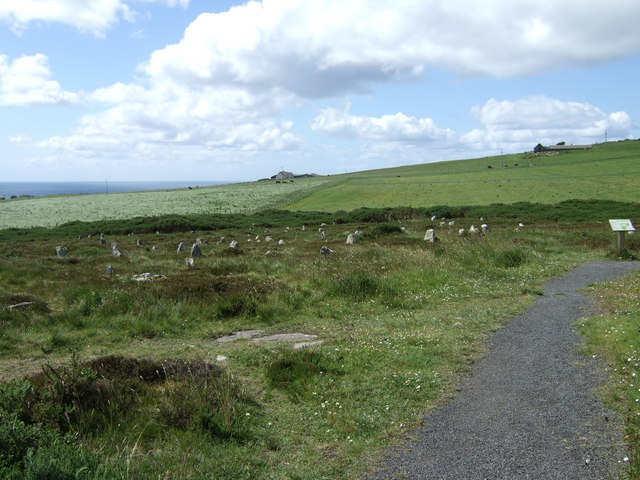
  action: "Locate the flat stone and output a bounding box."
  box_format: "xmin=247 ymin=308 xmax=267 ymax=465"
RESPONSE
xmin=251 ymin=333 xmax=318 ymax=344
xmin=293 ymin=340 xmax=325 ymax=350
xmin=214 ymin=330 xmax=266 ymax=343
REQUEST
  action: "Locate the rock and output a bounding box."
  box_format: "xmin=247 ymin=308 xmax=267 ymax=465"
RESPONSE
xmin=424 ymin=229 xmax=439 ymax=243
xmin=265 ymin=236 xmax=273 ymax=242
xmin=251 ymin=333 xmax=319 ymax=344
xmin=293 ymin=340 xmax=325 ymax=350
xmin=449 ymin=221 xmax=456 ymax=226
xmin=55 ymin=246 xmax=69 ymax=257
xmin=215 ymin=330 xmax=266 ymax=343
xmin=346 ymin=233 xmax=357 ymax=245
xmin=111 ymin=243 xmax=122 ymax=257
xmin=431 ymin=215 xmax=438 ymax=221
xmin=458 ymin=228 xmax=466 ymax=236
xmin=132 ymin=273 xmax=166 ymax=281
xmin=229 ymin=240 xmax=240 ymax=249
xmin=196 ymin=238 xmax=206 ymax=246
xmin=278 ymin=239 xmax=285 ymax=245
xmin=469 ymin=225 xmax=479 ymax=234
xmin=217 ymin=236 xmax=227 ymax=245
xmin=216 ymin=355 xmax=228 ymax=362
xmin=190 ymin=243 xmax=202 ymax=257
xmin=177 ymin=242 xmax=186 ymax=252
xmin=320 ymin=246 xmax=335 ymax=255
xmin=301 ymin=225 xmax=306 ymax=231
xmin=7 ymin=301 xmax=35 ymax=310
xmin=481 ymin=224 xmax=490 ymax=232
xmin=99 ymin=233 xmax=107 ymax=245
xmin=136 ymin=239 xmax=143 ymax=246
xmin=186 ymin=257 xmax=195 ymax=269
xmin=106 ymin=265 xmax=114 ymax=275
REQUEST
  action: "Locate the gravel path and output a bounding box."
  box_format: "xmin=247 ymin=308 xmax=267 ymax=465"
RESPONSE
xmin=368 ymin=260 xmax=640 ymax=480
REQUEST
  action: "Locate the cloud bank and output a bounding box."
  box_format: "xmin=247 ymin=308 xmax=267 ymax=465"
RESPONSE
xmin=4 ymin=0 xmax=640 ymax=174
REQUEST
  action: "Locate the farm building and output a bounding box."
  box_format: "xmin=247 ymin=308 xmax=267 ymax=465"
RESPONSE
xmin=533 ymin=143 xmax=592 ymax=153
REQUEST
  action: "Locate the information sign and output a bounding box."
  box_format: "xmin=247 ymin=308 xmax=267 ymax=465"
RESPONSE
xmin=608 ymin=219 xmax=636 ymax=232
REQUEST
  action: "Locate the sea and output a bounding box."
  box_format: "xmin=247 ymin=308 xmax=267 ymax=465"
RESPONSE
xmin=0 ymin=181 xmax=230 ymax=199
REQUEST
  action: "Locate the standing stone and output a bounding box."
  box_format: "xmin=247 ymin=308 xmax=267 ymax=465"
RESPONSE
xmin=265 ymin=236 xmax=273 ymax=242
xmin=320 ymin=246 xmax=335 ymax=255
xmin=111 ymin=243 xmax=122 ymax=257
xmin=424 ymin=229 xmax=439 ymax=243
xmin=177 ymin=242 xmax=186 ymax=252
xmin=99 ymin=233 xmax=107 ymax=245
xmin=191 ymin=243 xmax=202 ymax=257
xmin=185 ymin=257 xmax=195 ymax=269
xmin=106 ymin=265 xmax=114 ymax=275
xmin=55 ymin=246 xmax=69 ymax=257
xmin=469 ymin=225 xmax=479 ymax=234
xmin=136 ymin=239 xmax=143 ymax=246
xmin=301 ymin=225 xmax=306 ymax=231
xmin=229 ymin=240 xmax=240 ymax=249
xmin=278 ymin=239 xmax=285 ymax=245
xmin=217 ymin=236 xmax=227 ymax=245
xmin=346 ymin=234 xmax=357 ymax=245
xmin=481 ymin=224 xmax=490 ymax=232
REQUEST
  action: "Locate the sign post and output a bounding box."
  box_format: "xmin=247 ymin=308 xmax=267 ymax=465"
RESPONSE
xmin=608 ymin=219 xmax=636 ymax=254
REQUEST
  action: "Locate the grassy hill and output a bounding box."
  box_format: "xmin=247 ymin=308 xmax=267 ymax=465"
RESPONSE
xmin=286 ymin=140 xmax=640 ymax=211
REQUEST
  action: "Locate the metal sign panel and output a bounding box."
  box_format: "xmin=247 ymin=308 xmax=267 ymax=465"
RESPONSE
xmin=609 ymin=219 xmax=636 ymax=232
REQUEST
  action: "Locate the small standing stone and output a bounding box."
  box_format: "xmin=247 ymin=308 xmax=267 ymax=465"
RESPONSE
xmin=424 ymin=229 xmax=439 ymax=243
xmin=55 ymin=246 xmax=69 ymax=257
xmin=346 ymin=233 xmax=357 ymax=245
xmin=185 ymin=257 xmax=195 ymax=269
xmin=177 ymin=242 xmax=186 ymax=252
xmin=99 ymin=233 xmax=107 ymax=245
xmin=229 ymin=240 xmax=240 ymax=249
xmin=136 ymin=239 xmax=143 ymax=246
xmin=320 ymin=246 xmax=335 ymax=255
xmin=278 ymin=239 xmax=285 ymax=245
xmin=191 ymin=243 xmax=202 ymax=257
xmin=106 ymin=265 xmax=114 ymax=275
xmin=111 ymin=243 xmax=122 ymax=257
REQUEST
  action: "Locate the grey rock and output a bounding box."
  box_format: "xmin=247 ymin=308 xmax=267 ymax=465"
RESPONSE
xmin=424 ymin=229 xmax=439 ymax=243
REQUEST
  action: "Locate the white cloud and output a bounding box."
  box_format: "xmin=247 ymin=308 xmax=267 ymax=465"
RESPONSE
xmin=468 ymin=96 xmax=633 ymax=147
xmin=0 ymin=0 xmax=188 ymax=36
xmin=18 ymin=1 xmax=640 ymax=172
xmin=311 ymin=106 xmax=454 ymax=142
xmin=0 ymin=54 xmax=78 ymax=106
xmin=142 ymin=0 xmax=640 ymax=99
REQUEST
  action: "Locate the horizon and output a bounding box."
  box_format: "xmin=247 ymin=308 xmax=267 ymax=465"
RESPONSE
xmin=1 ymin=1 xmax=639 ymax=182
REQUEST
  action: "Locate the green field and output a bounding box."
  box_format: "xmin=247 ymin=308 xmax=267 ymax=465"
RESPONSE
xmin=1 ymin=141 xmax=639 ymax=479
xmin=287 ymin=141 xmax=640 ymax=211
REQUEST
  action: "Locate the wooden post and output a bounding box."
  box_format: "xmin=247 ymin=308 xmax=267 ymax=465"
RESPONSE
xmin=617 ymin=231 xmax=626 ymax=254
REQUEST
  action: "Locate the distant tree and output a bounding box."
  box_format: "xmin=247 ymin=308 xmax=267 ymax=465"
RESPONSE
xmin=556 ymin=141 xmax=565 ymax=145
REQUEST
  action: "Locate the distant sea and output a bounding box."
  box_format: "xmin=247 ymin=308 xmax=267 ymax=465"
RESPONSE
xmin=0 ymin=181 xmax=230 ymax=199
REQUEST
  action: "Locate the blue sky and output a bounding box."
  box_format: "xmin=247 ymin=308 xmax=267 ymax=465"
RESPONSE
xmin=1 ymin=0 xmax=639 ymax=182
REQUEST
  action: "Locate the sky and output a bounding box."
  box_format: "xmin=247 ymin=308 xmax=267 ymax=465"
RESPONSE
xmin=1 ymin=0 xmax=639 ymax=182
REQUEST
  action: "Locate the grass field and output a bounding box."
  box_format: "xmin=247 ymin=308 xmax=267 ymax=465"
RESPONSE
xmin=1 ymin=141 xmax=639 ymax=479
xmin=287 ymin=141 xmax=640 ymax=211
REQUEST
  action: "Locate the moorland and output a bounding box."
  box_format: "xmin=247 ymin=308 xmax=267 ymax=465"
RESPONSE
xmin=0 ymin=140 xmax=639 ymax=479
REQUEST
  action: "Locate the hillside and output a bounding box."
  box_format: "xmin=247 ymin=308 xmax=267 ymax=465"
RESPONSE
xmin=286 ymin=140 xmax=640 ymax=212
